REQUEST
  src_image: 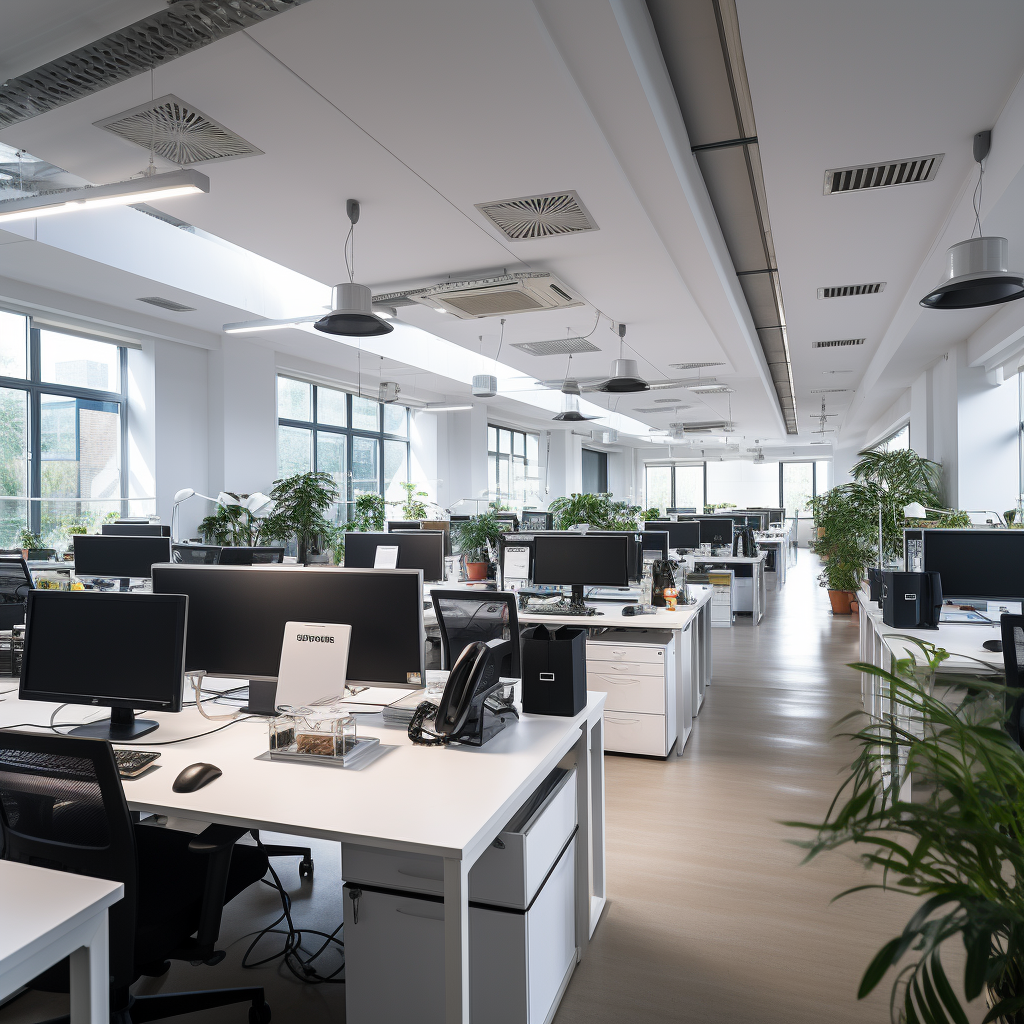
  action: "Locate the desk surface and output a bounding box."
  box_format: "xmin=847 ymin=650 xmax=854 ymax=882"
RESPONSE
xmin=0 ymin=693 xmax=604 ymax=862
xmin=0 ymin=861 xmax=122 ymax=966
xmin=690 ymin=553 xmax=768 ymax=565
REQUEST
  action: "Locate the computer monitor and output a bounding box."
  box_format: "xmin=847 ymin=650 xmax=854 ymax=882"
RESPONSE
xmin=491 ymin=513 xmax=519 ymax=532
xmin=0 ymin=555 xmax=33 ymax=629
xmin=908 ymin=528 xmax=1024 ymax=602
xmin=151 ymin=565 xmax=425 ymax=695
xmin=217 ymin=546 xmax=285 ymax=565
xmin=520 ymin=511 xmax=553 ymax=531
xmin=699 ymin=518 xmax=734 ymax=547
xmin=344 ymin=531 xmax=445 ymax=582
xmin=532 ymin=535 xmax=629 ymax=609
xmin=101 ymin=523 xmax=171 ymax=537
xmin=19 ymin=590 xmax=187 ymax=741
xmin=768 ymin=509 xmax=785 ymax=525
xmin=588 ymin=531 xmax=644 ymax=582
xmin=420 ymin=520 xmax=452 ymax=556
xmin=172 ymin=543 xmax=221 ymax=565
xmin=730 ymin=513 xmax=765 ymax=531
xmin=640 ymin=530 xmax=669 ymax=561
xmin=388 ymin=520 xmax=422 ymax=531
xmin=72 ymin=534 xmax=172 ymax=579
xmin=667 ymin=507 xmax=697 ymax=515
xmin=644 ymin=520 xmax=701 ymax=551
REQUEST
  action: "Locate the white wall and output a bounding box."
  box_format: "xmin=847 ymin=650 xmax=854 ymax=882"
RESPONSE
xmin=705 ymin=460 xmax=780 ymax=507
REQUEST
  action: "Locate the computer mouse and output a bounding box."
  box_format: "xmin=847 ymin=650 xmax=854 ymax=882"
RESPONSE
xmin=172 ymin=762 xmax=222 ymax=793
xmin=983 ymin=640 xmax=1003 ymax=653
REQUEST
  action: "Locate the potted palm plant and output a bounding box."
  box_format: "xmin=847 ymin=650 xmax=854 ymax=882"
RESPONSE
xmin=264 ymin=471 xmax=340 ymax=564
xmin=788 ymin=640 xmax=1024 ymax=1024
xmin=452 ymin=512 xmax=504 ymax=580
xmin=808 ymin=486 xmax=875 ymax=613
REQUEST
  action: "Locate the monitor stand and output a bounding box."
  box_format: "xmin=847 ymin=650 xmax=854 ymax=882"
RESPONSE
xmin=70 ymin=707 xmax=158 ymax=740
xmin=569 ymin=584 xmax=587 ymax=613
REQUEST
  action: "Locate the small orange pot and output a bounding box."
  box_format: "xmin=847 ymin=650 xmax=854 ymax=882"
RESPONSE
xmin=465 ymin=561 xmax=488 ymax=581
xmin=828 ymin=589 xmax=854 ymax=614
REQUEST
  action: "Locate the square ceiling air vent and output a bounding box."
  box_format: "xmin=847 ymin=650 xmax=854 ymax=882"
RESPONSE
xmin=812 ymin=338 xmax=865 ymax=349
xmin=511 ymin=337 xmax=601 ymax=357
xmin=95 ymin=94 xmax=263 ymax=165
xmin=475 ymin=191 xmax=598 ymax=240
xmin=824 ymin=154 xmax=942 ymax=195
xmin=137 ymin=295 xmax=196 ymax=312
xmin=817 ymin=283 xmax=885 ymax=298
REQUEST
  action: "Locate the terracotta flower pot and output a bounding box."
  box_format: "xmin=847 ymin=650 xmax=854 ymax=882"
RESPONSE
xmin=465 ymin=561 xmax=488 ymax=581
xmin=828 ymin=589 xmax=854 ymax=614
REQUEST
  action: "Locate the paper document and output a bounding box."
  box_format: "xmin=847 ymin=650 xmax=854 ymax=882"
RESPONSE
xmin=503 ymin=545 xmax=530 ymax=580
xmin=276 ymin=621 xmax=352 ymax=708
xmin=374 ymin=545 xmax=399 ymax=569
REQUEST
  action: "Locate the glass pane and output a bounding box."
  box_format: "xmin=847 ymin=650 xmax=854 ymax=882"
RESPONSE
xmin=0 ymin=311 xmax=27 ymax=379
xmin=512 ymin=457 xmax=525 ymax=503
xmin=498 ymin=429 xmax=511 ymax=454
xmin=40 ymin=331 xmax=119 ymax=392
xmin=496 ymin=456 xmax=509 ymax=497
xmin=316 ymin=432 xmax=347 ymax=507
xmin=352 ymin=396 xmax=380 ymax=433
xmin=526 ymin=432 xmax=538 ymax=464
xmin=277 ymin=425 xmax=311 ymax=478
xmin=673 ymin=466 xmax=703 ymax=512
xmin=384 ymin=403 xmax=407 ymax=437
xmin=351 ymin=435 xmax=379 ymax=496
xmin=0 ymin=387 xmax=28 ymax=547
xmin=384 ymin=440 xmax=408 ymax=503
xmin=782 ymin=462 xmax=814 ymax=518
xmin=317 ymin=386 xmax=347 ymax=427
xmin=278 ymin=377 xmax=311 ymax=422
xmin=513 ymin=431 xmax=525 ymax=456
xmin=488 ymin=426 xmax=498 ymax=453
xmin=645 ymin=466 xmax=671 ymax=513
xmin=488 ymin=454 xmax=497 ymax=498
xmin=877 ymin=424 xmax=910 ymax=452
xmin=815 ymin=460 xmax=831 ymax=496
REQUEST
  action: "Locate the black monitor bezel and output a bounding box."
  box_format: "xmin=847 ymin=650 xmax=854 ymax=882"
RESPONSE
xmin=531 ymin=534 xmax=630 ymax=588
xmin=344 ymin=531 xmax=445 ymax=582
xmin=72 ymin=534 xmax=173 ymax=578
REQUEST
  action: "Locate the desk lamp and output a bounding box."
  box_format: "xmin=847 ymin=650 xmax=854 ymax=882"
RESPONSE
xmin=172 ymin=488 xmax=235 ymax=543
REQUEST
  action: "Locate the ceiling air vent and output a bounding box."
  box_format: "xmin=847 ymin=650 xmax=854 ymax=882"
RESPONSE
xmin=810 ymin=388 xmax=854 ymax=394
xmin=408 ymin=272 xmax=583 ymax=319
xmin=95 ymin=95 xmax=263 ymax=165
xmin=824 ymin=154 xmax=942 ymax=195
xmin=812 ymin=338 xmax=865 ymax=349
xmin=137 ymin=296 xmax=196 ymax=312
xmin=511 ymin=337 xmax=601 ymax=357
xmin=475 ymin=191 xmax=597 ymax=240
xmin=687 ymin=385 xmax=732 ymax=394
xmin=668 ymin=361 xmax=726 ymax=370
xmin=654 ymin=398 xmax=691 ymax=404
xmin=818 ymin=283 xmax=886 ymax=298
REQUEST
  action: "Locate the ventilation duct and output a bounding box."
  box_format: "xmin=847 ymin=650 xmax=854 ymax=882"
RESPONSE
xmin=824 ymin=155 xmax=942 ymax=195
xmin=406 ymin=272 xmax=584 ymax=319
xmin=0 ymin=1 xmax=313 ymax=130
xmin=476 ymin=191 xmax=598 ymax=240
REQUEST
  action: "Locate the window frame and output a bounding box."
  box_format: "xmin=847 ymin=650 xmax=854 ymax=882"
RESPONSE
xmin=487 ymin=424 xmax=538 ymax=506
xmin=779 ymin=460 xmax=828 ymax=516
xmin=276 ymin=376 xmax=411 ymax=521
xmin=644 ymin=461 xmax=708 ymax=511
xmin=0 ymin=318 xmax=129 ymax=534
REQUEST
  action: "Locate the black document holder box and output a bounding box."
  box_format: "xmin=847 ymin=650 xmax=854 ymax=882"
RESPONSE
xmin=521 ymin=624 xmax=587 ymax=717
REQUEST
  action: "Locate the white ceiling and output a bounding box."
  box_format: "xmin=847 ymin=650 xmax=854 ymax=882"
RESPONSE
xmin=2 ymin=0 xmax=1023 ymax=457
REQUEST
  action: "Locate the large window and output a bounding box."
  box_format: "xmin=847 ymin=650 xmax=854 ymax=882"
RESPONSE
xmin=0 ymin=311 xmax=127 ymax=549
xmin=780 ymin=460 xmax=830 ymax=517
xmin=875 ymin=423 xmax=910 ymax=452
xmin=276 ymin=376 xmax=410 ymax=523
xmin=644 ymin=463 xmax=705 ymax=514
xmin=488 ymin=425 xmax=539 ymax=507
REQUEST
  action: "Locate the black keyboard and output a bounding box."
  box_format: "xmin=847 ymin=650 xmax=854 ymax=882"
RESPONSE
xmin=524 ymin=604 xmax=602 ymax=617
xmin=0 ymin=748 xmax=160 ymax=778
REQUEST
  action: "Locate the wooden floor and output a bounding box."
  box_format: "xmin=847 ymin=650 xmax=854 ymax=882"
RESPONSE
xmin=2 ymin=553 xmax=974 ymax=1024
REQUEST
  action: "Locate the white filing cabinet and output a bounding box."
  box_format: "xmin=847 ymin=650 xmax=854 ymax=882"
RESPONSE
xmin=586 ymin=631 xmax=676 ymax=757
xmin=342 ymin=767 xmax=578 ymax=1024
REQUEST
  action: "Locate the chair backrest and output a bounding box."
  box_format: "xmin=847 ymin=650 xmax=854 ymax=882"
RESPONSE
xmin=1000 ymin=614 xmax=1024 ymax=747
xmin=431 ymin=590 xmax=520 ymax=678
xmin=0 ymin=730 xmax=138 ymax=986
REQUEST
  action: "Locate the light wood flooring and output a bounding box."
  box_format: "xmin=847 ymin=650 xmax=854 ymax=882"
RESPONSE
xmin=2 ymin=552 xmax=976 ymax=1024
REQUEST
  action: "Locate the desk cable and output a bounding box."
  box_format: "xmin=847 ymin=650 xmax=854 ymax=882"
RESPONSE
xmin=240 ymin=833 xmax=345 ymax=984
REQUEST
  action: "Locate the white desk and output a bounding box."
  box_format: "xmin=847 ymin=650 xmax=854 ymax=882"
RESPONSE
xmin=753 ymin=534 xmax=787 ymax=586
xmin=0 ymin=694 xmax=606 ymax=1024
xmin=0 ymin=860 xmax=122 ymax=1024
xmin=689 ymin=553 xmax=768 ymax=624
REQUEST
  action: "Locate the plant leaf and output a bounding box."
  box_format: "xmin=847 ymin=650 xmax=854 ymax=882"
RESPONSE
xmin=859 ymin=938 xmax=902 ymax=998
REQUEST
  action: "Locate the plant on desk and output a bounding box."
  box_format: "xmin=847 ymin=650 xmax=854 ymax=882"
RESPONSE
xmin=350 ymin=492 xmax=390 ymax=533
xmin=787 ymin=640 xmax=1024 ymax=1024
xmin=549 ymin=492 xmax=647 ymax=530
xmin=452 ymin=511 xmax=504 ymax=580
xmin=398 ymin=481 xmax=430 ymax=521
xmin=198 ymin=493 xmax=274 ymax=548
xmin=264 ymin=471 xmax=341 ymax=564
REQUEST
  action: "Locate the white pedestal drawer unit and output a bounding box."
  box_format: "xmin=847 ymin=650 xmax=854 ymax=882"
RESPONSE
xmin=586 ymin=630 xmax=677 ymax=757
xmin=342 ymin=766 xmax=578 ymax=1024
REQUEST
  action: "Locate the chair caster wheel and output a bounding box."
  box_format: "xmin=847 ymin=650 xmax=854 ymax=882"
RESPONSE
xmin=249 ymin=1003 xmax=272 ymax=1024
xmin=299 ymin=859 xmax=314 ymax=879
xmin=202 ymin=950 xmax=226 ymax=967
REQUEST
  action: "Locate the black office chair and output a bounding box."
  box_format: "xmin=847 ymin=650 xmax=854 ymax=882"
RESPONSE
xmin=1000 ymin=614 xmax=1024 ymax=748
xmin=0 ymin=730 xmax=272 ymax=1024
xmin=431 ymin=590 xmax=521 ymax=677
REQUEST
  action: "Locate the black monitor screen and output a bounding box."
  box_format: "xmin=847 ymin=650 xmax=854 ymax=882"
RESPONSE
xmin=589 ymin=531 xmax=644 ymax=581
xmin=699 ymin=518 xmax=734 ymax=546
xmin=768 ymin=510 xmax=785 ymax=525
xmin=101 ymin=523 xmax=171 ymax=537
xmin=20 ymin=591 xmax=186 ymax=710
xmin=344 ymin=532 xmax=444 ymax=582
xmin=645 ymin=521 xmax=701 ymax=550
xmin=922 ymin=530 xmax=1024 ymax=601
xmin=520 ymin=511 xmax=553 ymax=531
xmin=172 ymin=544 xmax=221 ymax=565
xmin=532 ymin=535 xmax=629 ymax=587
xmin=152 ymin=564 xmax=425 ymax=685
xmin=641 ymin=530 xmax=669 ymax=560
xmin=73 ymin=535 xmax=172 ymax=578
xmin=388 ymin=521 xmax=421 ymax=531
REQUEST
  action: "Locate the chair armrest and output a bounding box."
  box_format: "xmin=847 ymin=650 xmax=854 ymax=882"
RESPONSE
xmin=188 ymin=824 xmax=248 ymax=854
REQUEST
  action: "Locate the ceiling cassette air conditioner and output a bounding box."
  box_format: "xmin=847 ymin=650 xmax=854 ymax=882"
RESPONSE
xmin=407 ymin=272 xmax=584 ymax=319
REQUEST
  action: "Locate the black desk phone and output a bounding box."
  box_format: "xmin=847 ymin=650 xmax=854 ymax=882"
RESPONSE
xmin=408 ymin=637 xmax=518 ymax=747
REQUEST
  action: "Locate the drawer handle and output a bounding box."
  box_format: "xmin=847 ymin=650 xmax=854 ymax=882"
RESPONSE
xmin=609 ymin=679 xmax=639 ymax=685
xmin=606 ymin=716 xmax=640 ymax=724
xmin=396 ymin=905 xmax=445 ymax=921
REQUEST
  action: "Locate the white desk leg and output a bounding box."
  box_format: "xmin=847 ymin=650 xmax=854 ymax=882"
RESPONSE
xmin=69 ymin=912 xmax=109 ymax=1024
xmin=675 ymin=625 xmax=693 ymax=752
xmin=703 ymin=600 xmax=713 ymax=686
xmin=572 ymin=716 xmax=606 ymax=949
xmin=443 ymin=857 xmax=471 ymax=1024
xmin=588 ymin=714 xmax=606 ymax=936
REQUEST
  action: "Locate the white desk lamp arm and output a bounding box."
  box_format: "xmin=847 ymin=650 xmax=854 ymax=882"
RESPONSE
xmin=188 ymin=672 xmax=240 ymax=721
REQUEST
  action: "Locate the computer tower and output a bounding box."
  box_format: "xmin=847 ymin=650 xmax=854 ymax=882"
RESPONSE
xmin=881 ymin=571 xmax=942 ymax=630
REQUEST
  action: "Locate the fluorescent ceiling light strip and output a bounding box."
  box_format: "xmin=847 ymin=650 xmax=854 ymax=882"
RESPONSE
xmin=0 ymin=169 xmax=210 ymax=223
xmin=424 ymin=404 xmax=473 ymax=412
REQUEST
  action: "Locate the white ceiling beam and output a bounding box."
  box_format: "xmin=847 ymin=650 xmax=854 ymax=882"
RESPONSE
xmin=967 ymin=298 xmax=1024 ymax=370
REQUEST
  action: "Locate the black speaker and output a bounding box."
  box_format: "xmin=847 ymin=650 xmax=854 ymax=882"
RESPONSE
xmin=868 ymin=567 xmax=884 ymax=606
xmin=881 ymin=571 xmax=942 ymax=630
xmin=521 ymin=624 xmax=587 ymax=717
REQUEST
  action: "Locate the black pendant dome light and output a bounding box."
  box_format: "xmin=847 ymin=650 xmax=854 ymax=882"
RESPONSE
xmin=314 ymin=200 xmax=394 ymax=337
xmin=920 ymin=131 xmax=1024 ymax=310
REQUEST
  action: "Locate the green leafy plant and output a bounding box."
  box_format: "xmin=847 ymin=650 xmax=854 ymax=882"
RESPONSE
xmin=66 ymin=525 xmax=87 ymax=535
xmin=398 ymin=481 xmax=429 ymax=521
xmin=350 ymin=493 xmax=389 ymax=533
xmin=19 ymin=529 xmax=41 ymax=549
xmin=264 ymin=471 xmax=341 ymax=563
xmin=103 ymin=511 xmax=121 ymax=524
xmin=639 ymin=507 xmax=662 ymax=522
xmin=807 ymin=485 xmax=876 ymax=592
xmin=787 ymin=639 xmax=1024 ymax=1024
xmin=704 ymin=502 xmax=736 ymax=514
xmin=452 ymin=511 xmax=505 ymax=563
xmin=198 ymin=494 xmax=275 ymax=548
xmin=935 ymin=509 xmax=972 ymax=529
xmin=548 ymin=493 xmax=645 ymax=531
